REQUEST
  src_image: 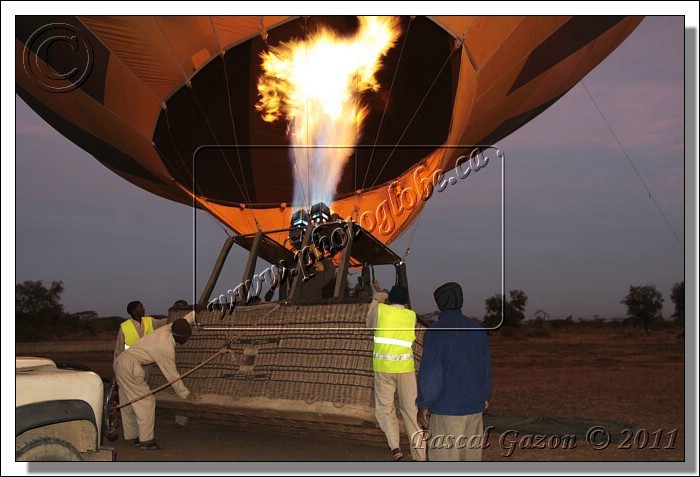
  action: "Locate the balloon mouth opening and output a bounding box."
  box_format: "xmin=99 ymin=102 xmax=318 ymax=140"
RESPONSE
xmin=155 ymin=16 xmax=457 ymax=208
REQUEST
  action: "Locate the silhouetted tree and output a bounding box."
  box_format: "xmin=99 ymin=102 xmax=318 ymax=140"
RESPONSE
xmin=534 ymin=309 xmax=550 ymax=321
xmin=16 ymin=280 xmax=66 ymax=341
xmin=621 ymin=285 xmax=664 ymax=334
xmin=670 ymin=281 xmax=684 ymax=338
xmin=484 ymin=289 xmax=528 ymax=331
xmin=72 ymin=310 xmax=99 ymax=321
xmin=16 ymin=280 xmax=64 ymax=316
xmin=670 ymin=281 xmax=684 ymax=325
xmin=16 ymin=280 xmax=100 ymax=340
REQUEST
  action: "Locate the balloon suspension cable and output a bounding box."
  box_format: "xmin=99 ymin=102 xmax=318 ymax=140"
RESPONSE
xmin=580 ymin=81 xmax=683 ymax=252
xmin=402 ymin=208 xmax=424 ymax=262
xmin=219 ymin=37 xmax=254 ymax=209
xmin=361 ymin=16 xmax=414 ymax=193
xmin=201 ymin=208 xmax=232 ymax=238
xmin=209 ymin=16 xmax=224 ymax=55
xmin=183 ymin=40 xmax=255 ymax=213
xmin=189 ymin=92 xmax=254 ymax=208
xmin=152 ymin=17 xmax=189 ymax=83
xmin=368 ymin=34 xmax=461 ymax=193
xmin=303 ymin=16 xmax=311 ymax=213
xmin=160 ymin=109 xmax=197 ymax=192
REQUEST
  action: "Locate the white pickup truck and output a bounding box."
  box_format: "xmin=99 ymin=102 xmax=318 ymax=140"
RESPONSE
xmin=15 ymin=357 xmax=116 ymax=461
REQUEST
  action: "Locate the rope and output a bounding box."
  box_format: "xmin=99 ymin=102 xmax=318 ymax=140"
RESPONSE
xmin=151 ymin=17 xmax=189 ymax=83
xmin=189 ymin=90 xmax=263 ymax=234
xmin=266 ymin=17 xmax=309 ymax=210
xmin=218 ymin=35 xmax=254 ymax=208
xmin=162 ymin=109 xmax=198 ymax=193
xmin=204 ymin=208 xmax=233 ymax=237
xmin=361 ymin=16 xmax=414 ymax=191
xmin=190 ymin=93 xmax=252 ymax=204
xmin=581 ymin=81 xmax=683 ymax=252
xmin=367 ymin=42 xmax=461 ymax=193
xmin=354 ymin=33 xmax=463 ymax=217
xmin=304 ymin=17 xmax=311 ymax=210
xmin=401 ymin=209 xmax=424 ymax=261
xmin=115 ymin=346 xmax=229 ymax=410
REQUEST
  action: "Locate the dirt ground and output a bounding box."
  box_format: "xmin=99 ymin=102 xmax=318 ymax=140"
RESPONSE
xmin=15 ymin=326 xmax=690 ymax=468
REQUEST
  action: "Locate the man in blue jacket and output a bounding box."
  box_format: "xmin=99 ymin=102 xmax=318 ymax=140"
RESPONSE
xmin=416 ymin=282 xmax=493 ymax=461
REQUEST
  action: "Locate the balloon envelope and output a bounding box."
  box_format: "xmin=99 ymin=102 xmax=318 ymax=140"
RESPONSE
xmin=16 ymin=15 xmax=643 ymax=250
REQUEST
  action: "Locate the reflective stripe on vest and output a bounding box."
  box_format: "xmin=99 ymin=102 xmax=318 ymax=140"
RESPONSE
xmin=373 ymin=303 xmax=416 ymax=373
xmin=121 ymin=317 xmax=155 ymax=349
xmin=373 ymin=336 xmax=414 ymax=348
xmin=372 ymin=352 xmax=413 ymax=361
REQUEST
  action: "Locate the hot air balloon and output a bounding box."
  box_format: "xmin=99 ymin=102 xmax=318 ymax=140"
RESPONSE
xmin=16 ymin=15 xmax=644 ymax=451
xmin=16 ymin=16 xmax=642 ymax=247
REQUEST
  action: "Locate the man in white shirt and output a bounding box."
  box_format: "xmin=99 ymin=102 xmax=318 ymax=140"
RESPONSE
xmin=113 ymin=318 xmax=200 ymax=450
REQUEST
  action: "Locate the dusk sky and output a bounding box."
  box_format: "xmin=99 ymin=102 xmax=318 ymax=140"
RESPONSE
xmin=6 ymin=11 xmax=696 ymax=324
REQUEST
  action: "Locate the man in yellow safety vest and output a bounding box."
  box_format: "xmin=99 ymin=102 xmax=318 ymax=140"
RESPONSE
xmin=366 ymin=282 xmax=426 ymax=462
xmin=113 ymin=301 xmax=167 ymax=369
xmin=113 ymin=300 xmax=193 ymax=430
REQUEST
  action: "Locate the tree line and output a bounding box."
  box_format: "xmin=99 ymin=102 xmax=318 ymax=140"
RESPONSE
xmin=479 ymin=282 xmax=684 ymax=336
xmin=15 ymin=280 xmax=123 ymax=342
xmin=16 ymin=279 xmax=685 ymax=342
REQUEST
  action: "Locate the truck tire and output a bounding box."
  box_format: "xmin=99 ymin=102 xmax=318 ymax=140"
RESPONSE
xmin=16 ymin=437 xmax=83 ymax=461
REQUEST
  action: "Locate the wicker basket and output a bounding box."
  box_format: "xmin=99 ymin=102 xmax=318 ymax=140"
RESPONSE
xmin=151 ymin=303 xmax=426 ymax=448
